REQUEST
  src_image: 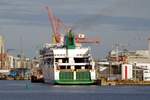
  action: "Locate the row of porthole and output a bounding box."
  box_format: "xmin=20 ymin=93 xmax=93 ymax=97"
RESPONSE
xmin=76 ymin=54 xmax=88 ymax=56
xmin=54 ymin=54 xmax=89 ymax=56
xmin=54 ymin=54 xmax=66 ymax=56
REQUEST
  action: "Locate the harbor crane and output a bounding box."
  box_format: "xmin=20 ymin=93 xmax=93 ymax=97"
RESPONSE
xmin=46 ymin=6 xmax=100 ymax=45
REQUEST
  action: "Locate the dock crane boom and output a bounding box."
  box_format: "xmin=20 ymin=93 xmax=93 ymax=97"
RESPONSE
xmin=75 ymin=34 xmax=100 ymax=44
xmin=46 ymin=6 xmax=100 ymax=45
xmin=46 ymin=6 xmax=63 ymax=44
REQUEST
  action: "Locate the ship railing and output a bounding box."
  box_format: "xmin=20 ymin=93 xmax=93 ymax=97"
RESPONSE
xmin=58 ymin=63 xmax=90 ymax=66
xmin=76 ymin=69 xmax=90 ymax=72
xmin=59 ymin=69 xmax=74 ymax=72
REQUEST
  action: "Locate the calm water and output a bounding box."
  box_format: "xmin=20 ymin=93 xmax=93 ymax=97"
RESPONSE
xmin=0 ymin=80 xmax=150 ymax=100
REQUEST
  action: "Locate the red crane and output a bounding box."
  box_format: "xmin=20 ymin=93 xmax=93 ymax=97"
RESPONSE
xmin=46 ymin=6 xmax=100 ymax=44
xmin=75 ymin=34 xmax=100 ymax=44
xmin=45 ymin=6 xmax=63 ymax=44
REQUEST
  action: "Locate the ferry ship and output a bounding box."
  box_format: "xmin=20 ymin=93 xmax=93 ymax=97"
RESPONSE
xmin=39 ymin=31 xmax=96 ymax=84
xmin=37 ymin=7 xmax=98 ymax=84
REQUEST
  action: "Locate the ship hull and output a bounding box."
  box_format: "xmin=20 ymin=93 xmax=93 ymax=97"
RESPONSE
xmin=40 ymin=47 xmax=96 ymax=85
xmin=54 ymin=80 xmax=95 ymax=85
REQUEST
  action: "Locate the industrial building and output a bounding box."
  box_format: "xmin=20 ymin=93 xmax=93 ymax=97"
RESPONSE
xmin=97 ymin=49 xmax=150 ymax=82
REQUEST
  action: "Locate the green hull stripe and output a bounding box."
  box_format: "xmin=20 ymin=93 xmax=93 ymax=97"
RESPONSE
xmin=54 ymin=80 xmax=95 ymax=85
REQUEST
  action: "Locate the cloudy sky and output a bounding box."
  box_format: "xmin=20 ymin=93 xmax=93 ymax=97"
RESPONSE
xmin=0 ymin=0 xmax=150 ymax=58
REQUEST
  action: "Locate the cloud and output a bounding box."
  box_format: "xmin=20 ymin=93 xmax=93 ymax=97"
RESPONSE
xmin=0 ymin=0 xmax=150 ymax=58
xmin=72 ymin=14 xmax=150 ymax=33
xmin=99 ymin=0 xmax=150 ymax=19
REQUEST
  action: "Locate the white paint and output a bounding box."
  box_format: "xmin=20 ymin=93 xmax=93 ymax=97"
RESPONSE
xmin=69 ymin=57 xmax=74 ymax=63
xmin=98 ymin=61 xmax=109 ymax=65
xmin=78 ymin=33 xmax=85 ymax=39
xmin=0 ymin=70 xmax=9 ymax=73
xmin=53 ymin=48 xmax=90 ymax=58
xmin=54 ymin=71 xmax=60 ymax=80
xmin=90 ymin=70 xmax=96 ymax=80
xmin=121 ymin=64 xmax=133 ymax=80
xmin=143 ymin=70 xmax=150 ymax=81
xmin=74 ymin=71 xmax=76 ymax=80
xmin=136 ymin=63 xmax=150 ymax=70
xmin=136 ymin=50 xmax=149 ymax=58
xmin=71 ymin=66 xmax=74 ymax=70
xmin=58 ymin=59 xmax=62 ymax=63
xmin=81 ymin=66 xmax=85 ymax=69
xmin=99 ymin=66 xmax=108 ymax=72
xmin=41 ymin=46 xmax=96 ymax=83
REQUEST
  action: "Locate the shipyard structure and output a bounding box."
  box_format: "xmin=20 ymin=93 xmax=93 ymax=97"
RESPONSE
xmin=0 ymin=35 xmax=40 ymax=80
xmin=98 ymin=47 xmax=150 ymax=85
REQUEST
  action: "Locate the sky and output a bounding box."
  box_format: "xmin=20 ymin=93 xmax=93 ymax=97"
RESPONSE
xmin=0 ymin=0 xmax=150 ymax=59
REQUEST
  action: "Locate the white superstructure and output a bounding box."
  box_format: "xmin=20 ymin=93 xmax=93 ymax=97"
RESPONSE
xmin=39 ymin=44 xmax=96 ymax=84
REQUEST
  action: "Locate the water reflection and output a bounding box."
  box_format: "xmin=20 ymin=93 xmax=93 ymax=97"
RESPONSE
xmin=0 ymin=80 xmax=150 ymax=100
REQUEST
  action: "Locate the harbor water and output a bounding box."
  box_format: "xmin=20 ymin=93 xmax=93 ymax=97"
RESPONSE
xmin=0 ymin=80 xmax=150 ymax=100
